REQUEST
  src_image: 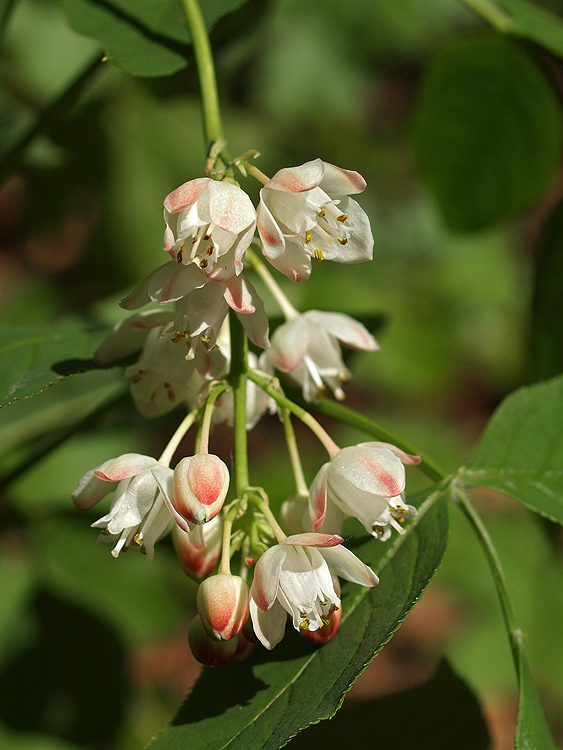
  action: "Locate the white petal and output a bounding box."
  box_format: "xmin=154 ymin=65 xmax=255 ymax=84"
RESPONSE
xmin=269 ymin=317 xmax=309 ymax=372
xmin=250 ymin=597 xmax=287 ymax=650
xmin=266 ymin=240 xmax=312 ymax=283
xmin=304 ymin=311 xmax=379 ymax=351
xmin=308 ymin=462 xmax=329 ymax=531
xmin=330 ymin=445 xmax=406 ymax=497
xmin=72 ymin=469 xmax=114 ymax=510
xmin=94 ymin=453 xmax=158 ymax=482
xmin=319 ymin=162 xmax=366 ymax=196
xmin=251 ymin=545 xmax=287 ymax=611
xmin=257 ymin=198 xmax=285 ymax=259
xmin=334 ymin=196 xmax=373 ymax=263
xmin=267 ymin=159 xmax=324 ymax=193
xmin=320 ymin=545 xmax=379 ymax=587
xmin=283 ymin=532 xmax=343 ymax=548
xmin=208 ymin=180 xmax=256 ymax=234
xmin=148 ymin=262 xmax=206 ymax=304
xmin=95 ymin=310 xmax=173 ymax=365
xmin=163 ymin=178 xmax=210 ymax=213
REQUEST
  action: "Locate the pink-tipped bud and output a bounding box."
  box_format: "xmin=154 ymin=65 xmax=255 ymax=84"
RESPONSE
xmin=173 ymin=516 xmax=223 ymax=581
xmin=188 ymin=615 xmax=238 ymax=666
xmin=197 ymin=573 xmax=250 ymax=641
xmin=173 ymin=453 xmax=229 ymax=525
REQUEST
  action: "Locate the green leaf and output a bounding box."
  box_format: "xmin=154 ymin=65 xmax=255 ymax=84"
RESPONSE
xmin=462 ymin=373 xmax=563 ymax=525
xmin=284 ymin=659 xmax=489 ymax=750
xmin=411 ymin=33 xmax=563 ymax=232
xmin=466 ymin=0 xmax=563 ymax=61
xmin=147 ymin=487 xmax=449 ymax=750
xmin=528 ymin=198 xmax=563 ymax=381
xmin=63 ymin=0 xmax=250 ymax=77
xmin=516 ymin=650 xmax=559 ymax=750
xmin=0 ymin=326 xmax=109 ymax=408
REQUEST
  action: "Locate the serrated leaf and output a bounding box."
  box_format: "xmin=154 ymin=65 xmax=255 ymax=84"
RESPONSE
xmin=63 ymin=0 xmax=250 ymax=77
xmin=284 ymin=659 xmax=490 ymax=750
xmin=0 ymin=326 xmax=109 ymax=408
xmin=411 ymin=33 xmax=563 ymax=232
xmin=462 ymin=373 xmax=563 ymax=525
xmin=147 ymin=487 xmax=449 ymax=750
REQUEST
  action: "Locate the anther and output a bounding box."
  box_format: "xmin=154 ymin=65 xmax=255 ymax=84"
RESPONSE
xmin=314 ymin=248 xmax=324 ymax=262
xmin=318 ymin=208 xmax=327 ymax=217
xmin=299 ymin=619 xmax=310 ymax=631
xmin=164 ymin=382 xmax=175 ymax=401
xmin=305 ymin=230 xmax=312 ymax=244
xmin=130 ymin=370 xmax=149 ymax=383
xmin=177 ymin=244 xmax=185 ymax=263
xmin=203 ymin=233 xmax=210 ymax=241
xmin=337 ymin=237 xmax=348 ymax=245
xmin=199 ymin=258 xmax=208 ymax=269
xmin=337 ymin=214 xmax=348 ymax=222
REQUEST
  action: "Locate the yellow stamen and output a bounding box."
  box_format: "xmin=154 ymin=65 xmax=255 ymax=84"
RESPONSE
xmin=130 ymin=370 xmax=149 ymax=383
xmin=318 ymin=208 xmax=327 ymax=217
xmin=164 ymin=383 xmax=175 ymax=401
xmin=314 ymin=248 xmax=324 ymax=262
xmin=321 ymin=615 xmax=331 ymax=626
xmin=337 ymin=237 xmax=348 ymax=245
xmin=305 ymin=230 xmax=312 ymax=244
xmin=177 ymin=244 xmax=185 ymax=263
xmin=299 ymin=619 xmax=310 ymax=631
xmin=199 ymin=258 xmax=208 ymax=269
xmin=337 ymin=214 xmax=348 ymax=222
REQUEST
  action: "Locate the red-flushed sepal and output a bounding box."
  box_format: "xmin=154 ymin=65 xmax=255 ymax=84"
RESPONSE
xmin=173 ymin=516 xmax=222 ymax=581
xmin=188 ymin=615 xmax=238 ymax=666
xmin=173 ymin=453 xmax=229 ymax=525
xmin=197 ymin=573 xmax=250 ymax=641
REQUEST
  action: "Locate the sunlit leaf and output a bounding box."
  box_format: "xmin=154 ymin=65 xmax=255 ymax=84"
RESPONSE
xmin=0 ymin=327 xmax=109 ymax=408
xmin=462 ymin=373 xmax=563 ymax=525
xmin=63 ymin=0 xmax=251 ymax=77
xmin=411 ymin=33 xmax=563 ymax=232
xmin=147 ymin=487 xmax=449 ymax=750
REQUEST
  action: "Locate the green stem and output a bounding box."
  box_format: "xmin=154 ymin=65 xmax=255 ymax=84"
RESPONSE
xmin=219 ymin=512 xmax=235 ymax=574
xmin=452 ymin=484 xmax=523 ymax=679
xmin=0 ymin=54 xmax=105 ymax=181
xmin=196 ymin=381 xmax=229 ymax=454
xmin=158 ymin=407 xmax=201 ymax=466
xmin=281 ymin=407 xmax=309 ymax=497
xmin=229 ymin=312 xmax=250 ymax=496
xmin=248 ymin=370 xmax=340 ymax=457
xmin=458 ymin=0 xmax=514 ymax=31
xmin=311 ymin=398 xmax=447 ymax=483
xmin=180 ymin=0 xmax=223 ymax=148
xmin=248 ymin=493 xmax=286 ymax=543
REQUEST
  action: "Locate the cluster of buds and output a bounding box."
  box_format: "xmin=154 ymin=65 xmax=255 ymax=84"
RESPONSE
xmin=73 ymin=156 xmax=421 ymax=664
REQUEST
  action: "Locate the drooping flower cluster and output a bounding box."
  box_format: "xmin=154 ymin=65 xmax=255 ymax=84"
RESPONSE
xmin=73 ymin=157 xmax=421 ymax=664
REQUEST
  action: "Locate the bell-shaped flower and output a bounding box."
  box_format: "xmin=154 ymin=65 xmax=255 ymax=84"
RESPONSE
xmin=173 ymin=515 xmax=223 ymax=581
xmin=72 ymin=453 xmax=176 ymax=559
xmin=94 ymin=309 xmax=175 ymax=366
xmin=260 ymin=309 xmax=378 ymax=401
xmin=249 ymin=532 xmax=378 ymax=650
xmin=197 ymin=573 xmax=250 ymax=641
xmin=124 ymin=325 xmax=228 ymax=418
xmin=169 ymin=453 xmax=230 ymax=528
xmin=257 ymin=158 xmax=373 ymax=282
xmin=309 ymin=442 xmax=420 ymax=541
xmin=163 ymin=178 xmax=256 ymax=282
xmin=121 ymin=265 xmax=269 ymax=357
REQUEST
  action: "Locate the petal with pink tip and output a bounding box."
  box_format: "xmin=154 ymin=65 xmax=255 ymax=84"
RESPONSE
xmin=223 ymin=274 xmax=256 ymax=314
xmin=94 ymin=453 xmax=157 ymax=482
xmin=163 ymin=178 xmax=210 ymax=213
xmin=236 ymin=283 xmax=270 ymax=350
xmin=208 ymin=180 xmax=256 ymax=234
xmin=358 ymin=442 xmax=421 ymax=466
xmin=270 ymin=316 xmax=309 ymax=372
xmin=267 ymin=159 xmax=325 ymax=193
xmin=257 ymin=199 xmax=285 ymax=259
xmin=308 ymin=462 xmax=329 ymax=531
xmin=120 ymin=275 xmax=151 ymax=310
xmin=251 ymin=545 xmax=287 ymax=611
xmin=267 ymin=240 xmax=312 ymax=283
xmin=72 ymin=469 xmax=114 ymax=510
xmin=319 ymin=162 xmax=366 ymax=195
xmin=282 ymin=532 xmax=343 ymax=548
xmin=320 ymin=545 xmax=379 ymax=587
xmin=250 ymin=597 xmax=287 ymax=650
xmin=304 ymin=311 xmax=379 ymax=351
xmin=330 ymin=444 xmax=406 ymax=497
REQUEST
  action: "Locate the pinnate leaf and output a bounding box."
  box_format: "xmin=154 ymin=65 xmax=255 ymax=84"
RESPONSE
xmin=147 ymin=488 xmax=449 ymax=750
xmin=461 ymin=373 xmax=563 ymax=525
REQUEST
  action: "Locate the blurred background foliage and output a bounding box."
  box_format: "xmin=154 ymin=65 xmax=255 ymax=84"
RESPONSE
xmin=0 ymin=0 xmax=562 ymax=748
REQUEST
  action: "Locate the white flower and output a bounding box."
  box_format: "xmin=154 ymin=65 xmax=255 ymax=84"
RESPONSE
xmin=309 ymin=442 xmax=421 ymax=541
xmin=257 ymin=159 xmax=373 ymax=282
xmin=163 ymin=177 xmax=256 ymax=281
xmin=259 ymin=310 xmax=378 ymax=401
xmin=249 ymin=532 xmax=378 ymax=649
xmin=120 ymin=266 xmax=269 ymax=356
xmin=173 ymin=515 xmax=223 ymax=581
xmin=72 ymin=453 xmax=177 ymax=559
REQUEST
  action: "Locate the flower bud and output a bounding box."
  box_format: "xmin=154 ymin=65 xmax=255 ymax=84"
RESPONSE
xmin=197 ymin=573 xmax=250 ymax=641
xmin=173 ymin=516 xmax=222 ymax=581
xmin=300 ymin=605 xmax=342 ymax=645
xmin=173 ymin=453 xmax=229 ymax=525
xmin=188 ymin=615 xmax=238 ymax=666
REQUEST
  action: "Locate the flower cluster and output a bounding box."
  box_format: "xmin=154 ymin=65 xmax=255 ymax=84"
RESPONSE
xmin=73 ymin=156 xmax=421 ymax=665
